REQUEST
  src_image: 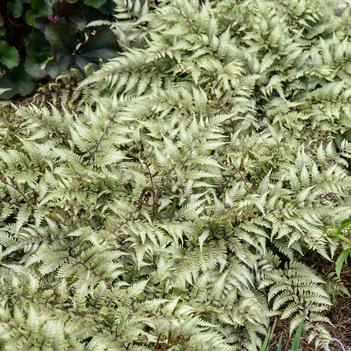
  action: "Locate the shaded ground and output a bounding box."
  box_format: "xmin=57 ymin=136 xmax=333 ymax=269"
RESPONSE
xmin=325 ymin=261 xmax=351 ymax=351
xmin=327 ymin=295 xmax=351 ymax=350
xmin=319 ymin=258 xmax=351 ymax=351
xmin=269 ymin=295 xmax=351 ymax=351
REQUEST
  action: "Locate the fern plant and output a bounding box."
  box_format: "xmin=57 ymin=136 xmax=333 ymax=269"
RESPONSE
xmin=1 ymin=0 xmax=351 ymax=350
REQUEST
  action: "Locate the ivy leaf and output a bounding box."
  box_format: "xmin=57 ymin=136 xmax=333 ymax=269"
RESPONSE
xmin=0 ymin=42 xmax=20 ymax=69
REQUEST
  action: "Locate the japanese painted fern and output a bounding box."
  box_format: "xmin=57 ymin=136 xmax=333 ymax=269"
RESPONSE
xmin=1 ymin=0 xmax=351 ymax=350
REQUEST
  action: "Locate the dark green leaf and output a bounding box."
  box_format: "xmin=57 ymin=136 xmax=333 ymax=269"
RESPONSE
xmin=44 ymin=24 xmax=77 ymax=53
xmin=25 ymin=0 xmax=53 ymax=27
xmin=80 ymin=48 xmax=117 ymax=62
xmin=83 ymin=0 xmax=107 ymax=9
xmin=0 ymin=66 xmax=36 ymax=98
xmin=78 ymin=27 xmax=118 ymax=63
xmin=74 ymin=55 xmax=91 ymax=73
xmin=24 ymin=55 xmax=48 ymax=79
xmin=54 ymin=3 xmax=87 ymax=31
xmin=82 ymin=27 xmax=118 ymax=51
xmin=0 ymin=42 xmax=20 ymax=69
xmin=24 ymin=32 xmax=51 ymax=79
xmin=25 ymin=10 xmax=37 ymax=27
xmin=8 ymin=0 xmax=24 ymax=18
xmin=16 ymin=77 xmax=36 ymax=97
xmin=45 ymin=55 xmax=74 ymax=78
xmin=31 ymin=0 xmax=53 ymax=15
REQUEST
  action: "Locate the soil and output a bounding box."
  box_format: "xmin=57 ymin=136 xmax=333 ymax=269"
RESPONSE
xmin=327 ymin=295 xmax=351 ymax=350
xmin=325 ymin=261 xmax=351 ymax=351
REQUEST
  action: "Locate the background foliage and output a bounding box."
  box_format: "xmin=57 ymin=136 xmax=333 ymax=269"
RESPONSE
xmin=1 ymin=0 xmax=351 ymax=350
xmin=0 ymin=0 xmax=123 ymax=98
